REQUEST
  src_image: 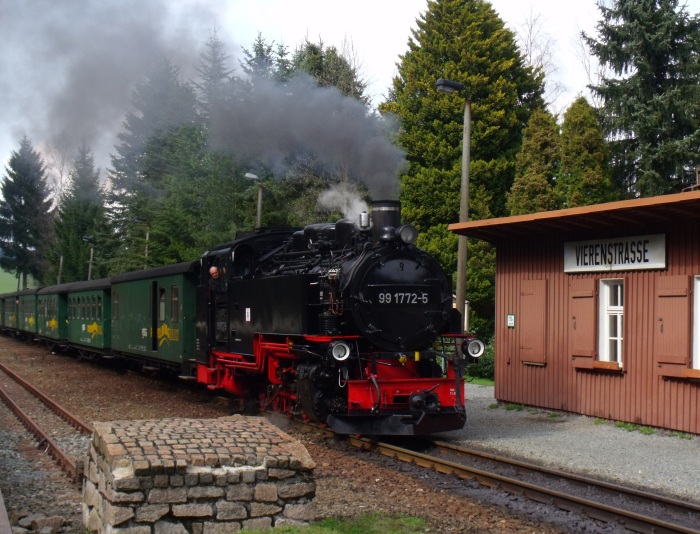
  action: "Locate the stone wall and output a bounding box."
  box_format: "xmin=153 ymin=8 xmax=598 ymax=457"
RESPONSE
xmin=82 ymin=415 xmax=317 ymax=533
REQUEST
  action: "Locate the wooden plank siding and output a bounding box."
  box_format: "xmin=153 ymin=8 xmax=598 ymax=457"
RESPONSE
xmin=490 ymin=219 xmax=700 ymax=434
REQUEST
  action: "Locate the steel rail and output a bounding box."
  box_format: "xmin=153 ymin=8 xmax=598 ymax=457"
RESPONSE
xmin=0 ymin=382 xmax=79 ymax=482
xmin=0 ymin=361 xmax=92 ymax=435
xmin=434 ymin=439 xmax=700 ymax=518
xmin=347 ymin=436 xmax=700 ymax=534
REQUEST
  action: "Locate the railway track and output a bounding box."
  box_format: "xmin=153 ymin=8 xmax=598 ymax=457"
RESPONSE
xmin=261 ymin=411 xmax=700 ymax=534
xmin=0 ymin=361 xmax=91 ymax=482
xmin=349 ymin=434 xmax=700 ymax=534
xmin=2 ymin=359 xmax=698 ymax=534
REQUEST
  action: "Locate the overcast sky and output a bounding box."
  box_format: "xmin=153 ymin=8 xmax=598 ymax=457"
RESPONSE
xmin=2 ymin=0 xmax=700 ymax=178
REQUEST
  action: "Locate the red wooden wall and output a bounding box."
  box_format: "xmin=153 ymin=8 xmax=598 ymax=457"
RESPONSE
xmin=493 ymin=222 xmax=700 ymax=434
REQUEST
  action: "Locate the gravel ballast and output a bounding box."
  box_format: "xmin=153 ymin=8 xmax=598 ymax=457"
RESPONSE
xmin=1 ymin=337 xmax=699 ymax=533
xmin=447 ymin=383 xmax=700 ymax=503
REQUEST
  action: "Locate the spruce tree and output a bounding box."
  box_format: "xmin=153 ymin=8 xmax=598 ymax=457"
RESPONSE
xmin=584 ymin=0 xmax=700 ymax=196
xmin=292 ymin=38 xmax=369 ymax=104
xmin=108 ymin=56 xmax=200 ymax=273
xmin=51 ymin=145 xmax=111 ymax=283
xmin=195 ymin=30 xmax=236 ymax=123
xmin=0 ymin=137 xmax=54 ymax=287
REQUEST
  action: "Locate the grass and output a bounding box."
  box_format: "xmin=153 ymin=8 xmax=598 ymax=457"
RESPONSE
xmin=0 ymin=269 xmax=19 ymax=293
xmin=465 ymin=376 xmax=494 ymax=386
xmin=668 ymin=431 xmax=693 ymax=440
xmin=244 ymin=514 xmax=427 ymax=534
xmin=0 ymin=269 xmax=39 ymax=293
xmin=505 ymin=403 xmax=524 ymax=411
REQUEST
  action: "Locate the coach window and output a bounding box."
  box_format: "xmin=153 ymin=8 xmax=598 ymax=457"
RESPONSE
xmin=158 ymin=287 xmax=166 ymax=322
xmin=97 ymin=296 xmax=102 ymax=318
xmin=599 ymin=279 xmax=624 ymax=364
xmin=113 ymin=291 xmax=119 ymax=320
xmin=171 ymin=286 xmax=179 ymax=322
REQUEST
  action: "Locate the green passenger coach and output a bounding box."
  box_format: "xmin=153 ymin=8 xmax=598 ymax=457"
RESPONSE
xmin=110 ymin=261 xmax=199 ymax=373
xmin=0 ymin=292 xmax=18 ymax=330
xmin=38 ymin=279 xmax=112 ymax=354
xmin=17 ymin=289 xmax=39 ymax=336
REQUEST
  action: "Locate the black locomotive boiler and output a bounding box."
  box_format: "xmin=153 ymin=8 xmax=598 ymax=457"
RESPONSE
xmin=196 ymin=200 xmax=484 ymax=435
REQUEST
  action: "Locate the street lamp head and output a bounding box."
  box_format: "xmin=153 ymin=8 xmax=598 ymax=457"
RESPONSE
xmin=436 ymin=77 xmax=466 ymax=94
xmin=244 ymin=173 xmax=259 ymax=180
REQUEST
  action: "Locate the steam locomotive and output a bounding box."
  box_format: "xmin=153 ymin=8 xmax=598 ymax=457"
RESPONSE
xmin=1 ymin=200 xmax=483 ymax=436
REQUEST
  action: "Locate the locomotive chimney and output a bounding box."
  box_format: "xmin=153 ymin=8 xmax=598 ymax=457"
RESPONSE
xmin=371 ymin=200 xmax=401 ymax=241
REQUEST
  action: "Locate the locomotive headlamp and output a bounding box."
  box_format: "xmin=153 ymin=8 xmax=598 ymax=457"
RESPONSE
xmin=461 ymin=338 xmax=485 ymax=358
xmin=329 ymin=341 xmax=351 ymax=361
xmin=396 ymin=224 xmax=418 ymax=244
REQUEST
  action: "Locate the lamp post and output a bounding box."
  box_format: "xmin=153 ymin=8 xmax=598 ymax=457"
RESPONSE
xmin=436 ymin=77 xmax=471 ymax=333
xmin=244 ymin=173 xmax=263 ymax=229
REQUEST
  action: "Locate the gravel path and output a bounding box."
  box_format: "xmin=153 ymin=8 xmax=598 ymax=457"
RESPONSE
xmin=445 ymin=383 xmax=700 ymax=503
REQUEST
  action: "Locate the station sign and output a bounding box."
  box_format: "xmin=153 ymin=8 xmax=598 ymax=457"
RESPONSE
xmin=564 ymin=234 xmax=666 ymax=273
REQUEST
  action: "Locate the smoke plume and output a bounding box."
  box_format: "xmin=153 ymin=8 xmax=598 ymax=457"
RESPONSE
xmin=1 ymin=1 xmax=217 ymax=177
xmin=209 ymin=75 xmax=406 ymax=200
xmin=2 ymin=2 xmax=406 ymax=199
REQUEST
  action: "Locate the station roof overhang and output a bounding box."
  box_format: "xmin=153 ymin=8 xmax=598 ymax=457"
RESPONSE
xmin=448 ymin=190 xmax=700 ymax=243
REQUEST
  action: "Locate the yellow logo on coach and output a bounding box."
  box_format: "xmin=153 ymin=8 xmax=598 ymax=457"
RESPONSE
xmin=86 ymin=322 xmax=103 ymax=338
xmin=157 ymin=324 xmax=180 ymax=346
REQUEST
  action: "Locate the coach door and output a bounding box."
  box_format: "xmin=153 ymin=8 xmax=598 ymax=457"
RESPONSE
xmin=207 ymin=252 xmax=230 ymax=350
xmin=151 ymin=282 xmax=162 ymax=352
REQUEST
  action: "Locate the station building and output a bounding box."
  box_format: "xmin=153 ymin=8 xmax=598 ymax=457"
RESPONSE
xmin=450 ymin=191 xmax=700 ymax=434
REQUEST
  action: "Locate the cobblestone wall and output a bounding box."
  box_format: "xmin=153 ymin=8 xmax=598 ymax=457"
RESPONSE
xmin=82 ymin=415 xmax=317 ymax=533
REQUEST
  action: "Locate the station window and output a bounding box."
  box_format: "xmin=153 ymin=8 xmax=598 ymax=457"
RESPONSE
xmin=693 ymin=277 xmax=700 ymax=370
xmin=599 ymin=279 xmax=624 ymax=364
xmin=171 ymin=286 xmax=179 ymax=322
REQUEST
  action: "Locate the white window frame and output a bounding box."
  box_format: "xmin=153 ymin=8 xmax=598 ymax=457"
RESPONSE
xmin=693 ymin=276 xmax=700 ymax=369
xmin=598 ymin=279 xmax=624 ymax=364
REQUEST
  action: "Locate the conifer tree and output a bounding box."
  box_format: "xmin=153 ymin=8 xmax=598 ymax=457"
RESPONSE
xmin=292 ymin=38 xmax=369 ymax=104
xmin=506 ymin=108 xmax=559 ymax=215
xmin=557 ymin=97 xmax=616 ymax=207
xmin=381 ymin=0 xmax=544 ymax=337
xmin=584 ymin=0 xmax=700 ymax=196
xmin=108 ymin=56 xmax=200 ymax=273
xmin=195 ymin=30 xmax=236 ymax=123
xmin=50 ymin=145 xmax=111 ymax=283
xmin=0 ymin=137 xmax=54 ymax=287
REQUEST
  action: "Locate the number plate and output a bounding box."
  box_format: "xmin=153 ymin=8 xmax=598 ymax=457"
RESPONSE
xmin=374 ymin=287 xmax=432 ymax=306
